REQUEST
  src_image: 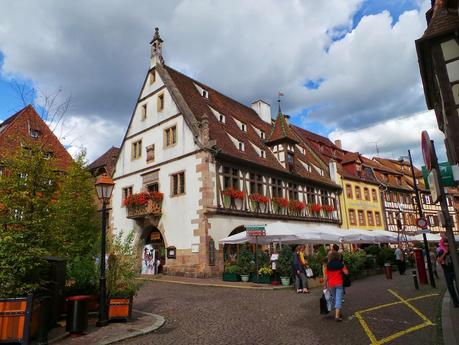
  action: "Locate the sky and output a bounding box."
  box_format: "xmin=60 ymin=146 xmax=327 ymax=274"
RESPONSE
xmin=0 ymin=0 xmax=446 ymax=166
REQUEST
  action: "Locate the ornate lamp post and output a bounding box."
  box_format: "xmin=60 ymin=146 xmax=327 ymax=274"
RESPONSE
xmin=95 ymin=173 xmax=115 ymax=327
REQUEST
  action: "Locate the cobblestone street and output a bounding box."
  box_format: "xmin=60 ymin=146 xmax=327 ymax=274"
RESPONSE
xmin=118 ymin=273 xmax=445 ymax=345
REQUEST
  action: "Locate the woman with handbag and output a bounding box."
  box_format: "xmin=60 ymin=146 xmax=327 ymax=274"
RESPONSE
xmin=323 ymin=251 xmax=349 ymax=321
xmin=299 ymin=245 xmax=310 ymax=293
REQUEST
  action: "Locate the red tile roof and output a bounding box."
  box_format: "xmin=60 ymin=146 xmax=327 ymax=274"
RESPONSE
xmin=87 ymin=146 xmax=120 ymax=177
xmin=265 ymin=112 xmax=299 ymax=145
xmin=164 ymin=65 xmax=338 ymax=187
xmin=421 ymin=2 xmax=459 ymax=40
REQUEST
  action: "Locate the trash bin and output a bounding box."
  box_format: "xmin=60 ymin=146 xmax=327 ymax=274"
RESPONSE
xmin=383 ymin=263 xmax=392 ymax=279
xmin=66 ymin=295 xmax=89 ymax=335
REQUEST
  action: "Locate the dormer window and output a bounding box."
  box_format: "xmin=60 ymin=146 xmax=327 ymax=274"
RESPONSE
xmin=241 ymin=123 xmax=246 ymax=132
xmin=219 ymin=114 xmax=225 ymax=123
xmin=30 ymin=128 xmax=41 ymax=138
xmin=260 ymin=150 xmax=266 ymax=158
xmin=287 ymin=152 xmax=294 ymax=172
xmin=260 ymin=131 xmax=265 ymax=139
xmin=202 ymin=90 xmax=208 ymax=98
xmin=238 ymin=142 xmax=244 ymax=151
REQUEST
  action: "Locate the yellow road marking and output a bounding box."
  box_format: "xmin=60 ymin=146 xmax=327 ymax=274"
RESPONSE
xmin=354 ymin=290 xmax=439 ymax=345
xmin=387 ymin=289 xmax=433 ymax=325
xmin=136 ymin=277 xmax=281 ymax=290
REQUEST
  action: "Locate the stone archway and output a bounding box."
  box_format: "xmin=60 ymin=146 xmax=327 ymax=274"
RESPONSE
xmin=139 ymin=225 xmax=166 ymax=274
xmin=223 ymin=225 xmax=246 ymax=266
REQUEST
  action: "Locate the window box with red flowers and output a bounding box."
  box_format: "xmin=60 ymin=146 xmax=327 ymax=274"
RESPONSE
xmin=310 ymin=203 xmax=322 ymax=215
xmin=222 ymin=188 xmax=245 ymax=209
xmin=272 ymin=197 xmax=289 ymax=214
xmin=125 ymin=191 xmax=163 ymax=218
xmin=289 ymin=200 xmax=305 ymax=216
xmin=249 ymin=193 xmax=269 ymax=212
xmin=322 ymin=204 xmax=335 ymax=216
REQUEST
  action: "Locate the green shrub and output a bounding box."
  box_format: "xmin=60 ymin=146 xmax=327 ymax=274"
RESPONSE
xmin=277 ymin=246 xmax=293 ymax=277
xmin=376 ymin=247 xmax=395 ymax=266
xmin=237 ymin=245 xmax=254 ymax=275
xmin=224 ymin=264 xmax=241 ymax=274
xmin=343 ymin=250 xmax=367 ymax=276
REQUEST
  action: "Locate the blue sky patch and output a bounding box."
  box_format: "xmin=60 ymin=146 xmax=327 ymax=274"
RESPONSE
xmin=352 ymin=0 xmax=420 ymax=27
xmin=304 ymin=78 xmax=324 ymax=90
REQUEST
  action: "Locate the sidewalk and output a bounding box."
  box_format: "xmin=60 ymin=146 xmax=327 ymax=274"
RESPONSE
xmin=442 ymin=290 xmax=459 ymax=345
xmin=43 ymin=309 xmax=164 ymax=345
xmin=138 ymin=274 xmax=322 ymax=289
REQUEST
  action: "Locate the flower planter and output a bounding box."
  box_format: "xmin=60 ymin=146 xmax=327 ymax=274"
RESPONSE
xmin=222 ymin=195 xmax=231 ymax=208
xmin=0 ymin=295 xmax=33 ymax=345
xmin=108 ymin=296 xmax=133 ymax=321
xmin=280 ymin=276 xmax=291 ymax=286
xmin=240 ymin=274 xmax=250 ymax=282
xmin=127 ymin=199 xmax=162 ymax=219
xmin=251 ymin=275 xmax=271 ymax=284
xmin=222 ymin=273 xmax=240 ymax=282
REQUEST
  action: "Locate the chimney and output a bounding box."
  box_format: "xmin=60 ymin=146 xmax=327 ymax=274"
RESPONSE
xmin=334 ymin=140 xmax=342 ymax=149
xmin=329 ymin=160 xmax=338 ymax=184
xmin=251 ymin=100 xmax=271 ymax=123
xmin=283 ymin=114 xmax=290 ymax=125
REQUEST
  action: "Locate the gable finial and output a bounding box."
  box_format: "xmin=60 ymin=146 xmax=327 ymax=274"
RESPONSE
xmin=150 ymin=27 xmax=164 ymax=67
xmin=277 ymin=91 xmax=284 ymax=114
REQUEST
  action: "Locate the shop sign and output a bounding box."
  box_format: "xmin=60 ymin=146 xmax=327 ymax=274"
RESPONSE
xmin=245 ymin=224 xmax=266 ymax=236
xmin=150 ymin=232 xmax=161 ymax=241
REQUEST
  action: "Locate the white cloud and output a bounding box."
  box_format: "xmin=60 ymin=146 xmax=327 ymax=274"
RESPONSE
xmin=329 ymin=110 xmax=447 ymax=166
xmin=0 ymin=0 xmax=436 ymax=161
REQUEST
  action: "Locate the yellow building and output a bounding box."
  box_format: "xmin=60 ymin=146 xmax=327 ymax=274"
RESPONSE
xmin=331 ymin=153 xmax=385 ymax=230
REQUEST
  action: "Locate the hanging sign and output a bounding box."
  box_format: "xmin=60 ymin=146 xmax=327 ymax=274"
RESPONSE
xmin=416 ymin=218 xmax=428 ymax=229
xmin=245 ymin=225 xmax=266 ymax=236
xmin=422 ymin=163 xmax=455 ymax=188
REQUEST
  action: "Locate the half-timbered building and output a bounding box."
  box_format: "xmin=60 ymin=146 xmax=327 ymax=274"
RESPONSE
xmin=110 ymin=29 xmax=342 ymax=277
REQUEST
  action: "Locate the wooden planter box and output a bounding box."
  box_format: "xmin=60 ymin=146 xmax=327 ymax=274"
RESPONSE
xmin=127 ymin=200 xmax=162 ymax=219
xmin=108 ymin=296 xmax=133 ymax=321
xmin=222 ymin=273 xmax=240 ymax=282
xmin=0 ymin=295 xmax=33 ymax=345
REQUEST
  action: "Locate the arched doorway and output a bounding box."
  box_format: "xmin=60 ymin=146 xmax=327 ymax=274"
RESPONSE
xmin=140 ymin=226 xmax=166 ymax=274
xmin=223 ymin=226 xmax=245 ymax=265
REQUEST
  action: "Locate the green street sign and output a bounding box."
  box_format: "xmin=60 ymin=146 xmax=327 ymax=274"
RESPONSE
xmin=422 ymin=162 xmax=455 ymax=188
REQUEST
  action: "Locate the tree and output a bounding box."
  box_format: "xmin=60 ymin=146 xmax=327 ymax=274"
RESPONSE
xmin=50 ymin=151 xmax=100 ymax=292
xmin=0 ymin=144 xmax=59 ymax=296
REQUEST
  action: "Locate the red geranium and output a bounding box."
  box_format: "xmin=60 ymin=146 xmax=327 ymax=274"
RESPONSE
xmin=272 ymin=197 xmax=289 ymax=208
xmin=149 ymin=191 xmax=164 ymax=201
xmin=223 ymin=187 xmax=245 ymax=200
xmin=124 ymin=191 xmax=164 ymax=207
xmin=249 ymin=193 xmax=269 ymax=204
xmin=322 ymin=204 xmax=335 ymax=212
xmin=289 ymin=200 xmax=305 ymax=211
xmin=311 ymin=203 xmax=322 ymax=213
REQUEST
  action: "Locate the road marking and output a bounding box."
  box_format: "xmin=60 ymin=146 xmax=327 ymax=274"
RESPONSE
xmin=354 ymin=290 xmax=439 ymax=345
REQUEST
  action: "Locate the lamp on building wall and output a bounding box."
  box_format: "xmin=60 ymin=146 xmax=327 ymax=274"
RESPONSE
xmin=95 ymin=173 xmax=115 ymax=327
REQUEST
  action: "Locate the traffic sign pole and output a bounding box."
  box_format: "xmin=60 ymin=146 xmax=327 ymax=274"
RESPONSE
xmin=409 ymin=149 xmax=436 ymax=288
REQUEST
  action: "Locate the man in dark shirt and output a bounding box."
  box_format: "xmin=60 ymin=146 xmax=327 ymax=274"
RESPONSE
xmin=437 ymin=240 xmax=459 ymax=307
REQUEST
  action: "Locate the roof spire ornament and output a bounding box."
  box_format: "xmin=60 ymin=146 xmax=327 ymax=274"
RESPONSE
xmin=150 ymin=27 xmax=164 ymax=67
xmin=278 ymin=91 xmax=284 ymax=114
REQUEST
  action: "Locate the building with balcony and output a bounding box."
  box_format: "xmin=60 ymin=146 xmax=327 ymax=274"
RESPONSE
xmin=110 ymin=29 xmax=342 ymax=277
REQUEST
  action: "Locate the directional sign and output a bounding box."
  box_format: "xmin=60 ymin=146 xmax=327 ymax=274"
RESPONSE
xmin=416 ymin=218 xmax=428 ymax=229
xmin=422 ymin=162 xmax=456 ymax=188
xmin=245 ymin=225 xmax=266 ymax=236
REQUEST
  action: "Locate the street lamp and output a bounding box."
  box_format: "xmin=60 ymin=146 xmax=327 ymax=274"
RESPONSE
xmin=95 ymin=173 xmax=115 ymax=327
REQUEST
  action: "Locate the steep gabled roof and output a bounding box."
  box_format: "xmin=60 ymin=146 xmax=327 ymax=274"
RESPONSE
xmin=163 ymin=65 xmax=338 ymax=188
xmin=265 ymin=112 xmax=299 ymax=145
xmin=87 ymin=146 xmax=120 ymax=177
xmin=0 ymin=105 xmax=73 ymax=170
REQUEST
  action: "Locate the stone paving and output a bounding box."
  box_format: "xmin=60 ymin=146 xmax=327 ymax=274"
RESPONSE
xmin=118 ymin=272 xmax=446 ymax=345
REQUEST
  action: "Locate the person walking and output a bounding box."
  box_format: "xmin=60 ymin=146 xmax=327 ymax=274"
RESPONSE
xmin=292 ymin=246 xmax=308 ymax=293
xmin=437 ymin=240 xmax=459 ymax=307
xmin=430 ymin=246 xmax=440 ymax=279
xmin=298 ymin=245 xmax=309 ymax=293
xmin=395 ymin=245 xmax=405 ymax=275
xmin=324 ymin=251 xmax=349 ymax=321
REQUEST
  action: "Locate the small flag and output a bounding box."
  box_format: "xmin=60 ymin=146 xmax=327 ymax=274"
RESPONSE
xmin=278 ymin=92 xmax=284 ymax=97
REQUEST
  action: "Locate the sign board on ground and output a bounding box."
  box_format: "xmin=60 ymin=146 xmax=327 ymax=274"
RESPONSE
xmin=422 ymin=162 xmax=456 ymax=188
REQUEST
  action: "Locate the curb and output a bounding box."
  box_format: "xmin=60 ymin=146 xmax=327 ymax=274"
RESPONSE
xmin=98 ymin=310 xmax=165 ymax=345
xmin=441 ymin=290 xmax=458 ymax=345
xmin=137 ymin=276 xmax=292 ymax=290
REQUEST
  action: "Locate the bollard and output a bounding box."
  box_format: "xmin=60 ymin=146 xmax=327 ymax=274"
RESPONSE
xmin=384 ymin=263 xmax=393 ymax=279
xmin=412 ymin=270 xmax=419 ymax=290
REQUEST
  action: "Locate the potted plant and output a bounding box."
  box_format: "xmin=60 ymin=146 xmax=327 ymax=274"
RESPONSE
xmin=310 ymin=203 xmax=322 ymax=215
xmin=222 ymin=188 xmax=245 ymax=209
xmin=272 ymin=197 xmax=289 ymax=214
xmin=322 ymin=204 xmax=335 ymax=217
xmin=289 ymin=200 xmax=305 ymax=216
xmin=277 ymin=246 xmax=293 ymax=286
xmin=248 ymin=193 xmax=269 ymax=212
xmin=106 ymin=231 xmax=142 ymax=321
xmin=237 ymin=245 xmax=254 ymax=282
xmin=257 ymin=266 xmax=273 ymax=284
xmin=222 ymin=264 xmax=241 ymax=282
